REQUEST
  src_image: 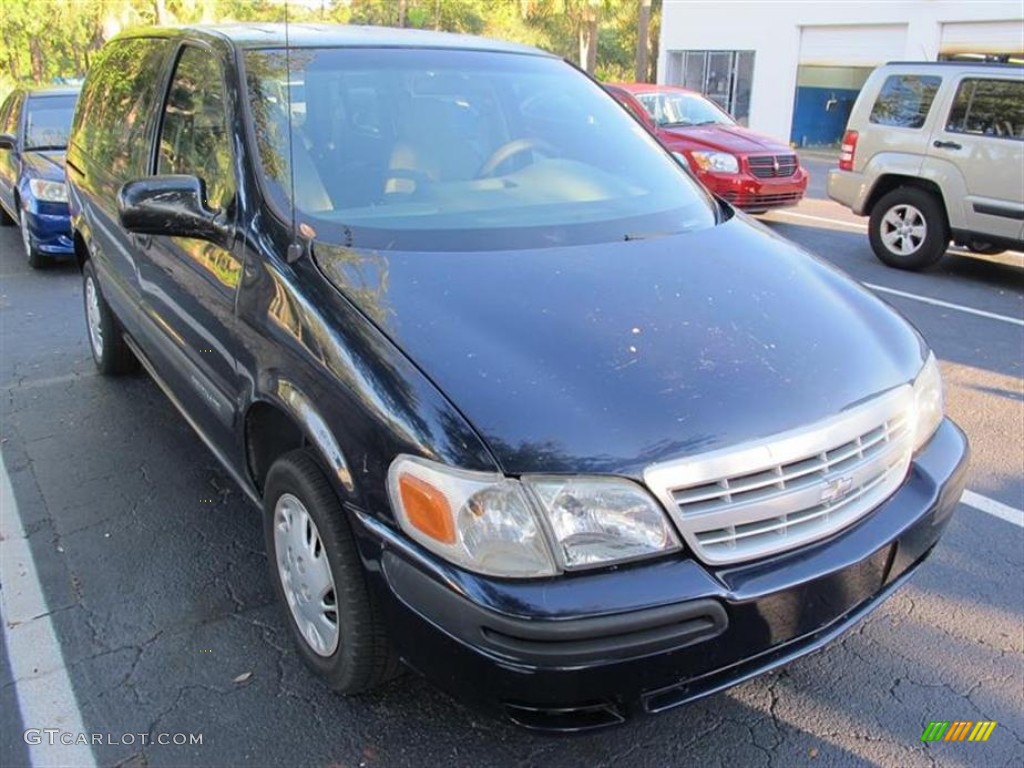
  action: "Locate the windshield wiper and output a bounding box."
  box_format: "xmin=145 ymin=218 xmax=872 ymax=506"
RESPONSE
xmin=624 ymin=230 xmax=682 ymax=241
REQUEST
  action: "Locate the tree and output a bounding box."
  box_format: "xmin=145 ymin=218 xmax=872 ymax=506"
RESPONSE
xmin=0 ymin=0 xmax=664 ymax=102
xmin=579 ymin=1 xmax=598 ymax=73
xmin=635 ymin=0 xmax=650 ymax=82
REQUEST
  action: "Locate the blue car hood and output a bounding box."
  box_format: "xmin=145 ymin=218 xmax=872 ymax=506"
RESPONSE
xmin=22 ymin=150 xmax=66 ymax=182
xmin=314 ymin=216 xmax=926 ymax=477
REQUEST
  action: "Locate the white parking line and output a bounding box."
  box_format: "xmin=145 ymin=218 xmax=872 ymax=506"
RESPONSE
xmin=0 ymin=454 xmax=97 ymax=768
xmin=768 ymin=210 xmax=867 ymax=230
xmin=863 ymin=283 xmax=1024 ymax=327
xmin=961 ymin=490 xmax=1024 ymax=529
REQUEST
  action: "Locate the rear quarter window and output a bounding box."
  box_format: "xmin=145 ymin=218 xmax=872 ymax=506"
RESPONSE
xmin=869 ymin=75 xmax=942 ymax=129
xmin=70 ymin=37 xmax=171 ymax=180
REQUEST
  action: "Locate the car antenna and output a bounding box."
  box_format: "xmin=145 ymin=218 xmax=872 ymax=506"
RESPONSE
xmin=284 ymin=2 xmax=303 ymax=265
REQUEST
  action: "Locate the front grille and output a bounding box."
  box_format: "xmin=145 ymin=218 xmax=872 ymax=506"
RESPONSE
xmin=748 ymin=154 xmax=798 ymax=178
xmin=644 ymin=388 xmax=914 ymax=565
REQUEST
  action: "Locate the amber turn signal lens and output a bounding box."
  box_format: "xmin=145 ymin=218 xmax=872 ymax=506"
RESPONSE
xmin=398 ymin=473 xmax=455 ymax=544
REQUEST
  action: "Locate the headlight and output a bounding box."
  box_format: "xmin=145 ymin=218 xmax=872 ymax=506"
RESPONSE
xmin=689 ymin=151 xmax=739 ymax=174
xmin=524 ymin=476 xmax=681 ymax=569
xmin=910 ymin=352 xmax=943 ymax=451
xmin=387 ymin=456 xmax=681 ymax=577
xmin=388 ymin=456 xmax=557 ymax=577
xmin=28 ymin=179 xmax=68 ymax=203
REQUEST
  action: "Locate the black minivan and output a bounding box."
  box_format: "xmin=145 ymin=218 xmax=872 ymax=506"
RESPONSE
xmin=67 ymin=24 xmax=968 ymax=731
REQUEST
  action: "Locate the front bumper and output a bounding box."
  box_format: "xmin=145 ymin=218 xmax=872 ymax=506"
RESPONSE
xmin=704 ymin=167 xmax=809 ymax=211
xmin=23 ymin=203 xmax=74 ymax=256
xmin=356 ymin=418 xmax=968 ymax=731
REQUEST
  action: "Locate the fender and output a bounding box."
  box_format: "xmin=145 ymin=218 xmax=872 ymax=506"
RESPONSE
xmin=856 ymin=152 xmax=928 ymax=214
xmin=269 ymin=378 xmax=355 ymax=494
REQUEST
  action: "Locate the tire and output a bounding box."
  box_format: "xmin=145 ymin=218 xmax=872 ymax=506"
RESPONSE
xmin=868 ymin=187 xmax=949 ymax=271
xmin=20 ymin=210 xmax=48 ymax=269
xmin=0 ymin=203 xmax=14 ymax=226
xmin=82 ymin=260 xmax=137 ymax=375
xmin=263 ymin=449 xmax=401 ymax=693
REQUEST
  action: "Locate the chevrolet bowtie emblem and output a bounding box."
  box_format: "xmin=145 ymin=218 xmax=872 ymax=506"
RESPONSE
xmin=821 ymin=475 xmax=854 ymax=504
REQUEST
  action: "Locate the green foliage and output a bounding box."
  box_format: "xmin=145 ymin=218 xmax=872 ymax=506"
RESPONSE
xmin=0 ymin=0 xmax=661 ymax=103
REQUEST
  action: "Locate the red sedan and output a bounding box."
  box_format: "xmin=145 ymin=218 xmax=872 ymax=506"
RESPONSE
xmin=606 ymin=83 xmax=808 ymax=212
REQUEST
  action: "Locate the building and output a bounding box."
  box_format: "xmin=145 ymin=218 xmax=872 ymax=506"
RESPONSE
xmin=658 ymin=0 xmax=1024 ymax=147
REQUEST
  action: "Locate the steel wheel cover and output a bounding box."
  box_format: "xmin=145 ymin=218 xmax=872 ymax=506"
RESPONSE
xmin=85 ymin=276 xmax=104 ymax=360
xmin=274 ymin=493 xmax=339 ymax=657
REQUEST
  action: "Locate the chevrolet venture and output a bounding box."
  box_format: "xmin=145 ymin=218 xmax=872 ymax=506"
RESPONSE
xmin=67 ymin=25 xmax=969 ymax=731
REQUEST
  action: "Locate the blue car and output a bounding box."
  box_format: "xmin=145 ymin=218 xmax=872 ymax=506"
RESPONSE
xmin=0 ymin=87 xmax=80 ymax=268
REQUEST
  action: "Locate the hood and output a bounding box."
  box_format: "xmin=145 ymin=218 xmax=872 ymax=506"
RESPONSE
xmin=660 ymin=124 xmax=793 ymax=155
xmin=314 ymin=217 xmax=925 ymax=478
xmin=22 ymin=150 xmax=67 ymax=182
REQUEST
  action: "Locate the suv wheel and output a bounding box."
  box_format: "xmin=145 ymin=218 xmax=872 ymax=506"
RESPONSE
xmin=264 ymin=449 xmax=401 ymax=693
xmin=83 ymin=260 xmax=137 ymax=374
xmin=21 ymin=211 xmax=48 ymax=269
xmin=869 ymin=187 xmax=949 ymax=270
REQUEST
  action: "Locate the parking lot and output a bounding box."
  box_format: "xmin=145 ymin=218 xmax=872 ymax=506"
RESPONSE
xmin=1 ymin=154 xmax=1022 ymax=768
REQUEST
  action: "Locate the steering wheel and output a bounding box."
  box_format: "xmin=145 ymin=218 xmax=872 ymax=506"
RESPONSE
xmin=476 ymin=138 xmax=557 ymax=178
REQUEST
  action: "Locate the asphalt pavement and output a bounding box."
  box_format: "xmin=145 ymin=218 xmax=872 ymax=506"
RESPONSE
xmin=1 ymin=167 xmax=1022 ymax=768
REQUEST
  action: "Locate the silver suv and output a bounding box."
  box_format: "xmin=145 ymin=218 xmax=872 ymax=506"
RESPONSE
xmin=828 ymin=61 xmax=1023 ymax=270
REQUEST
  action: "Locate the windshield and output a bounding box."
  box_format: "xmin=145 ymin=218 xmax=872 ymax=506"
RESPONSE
xmin=244 ymin=48 xmax=716 ymax=251
xmin=636 ymin=92 xmax=735 ymax=128
xmin=24 ymin=94 xmax=77 ymax=150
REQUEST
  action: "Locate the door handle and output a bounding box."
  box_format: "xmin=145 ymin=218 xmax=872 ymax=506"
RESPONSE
xmin=136 ymin=234 xmax=153 ymax=249
xmin=933 ymin=140 xmax=962 ymax=150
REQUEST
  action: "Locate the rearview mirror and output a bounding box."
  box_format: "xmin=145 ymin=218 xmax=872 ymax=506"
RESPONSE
xmin=118 ymin=175 xmax=227 ymax=243
xmin=0 ymin=133 xmax=15 ymax=150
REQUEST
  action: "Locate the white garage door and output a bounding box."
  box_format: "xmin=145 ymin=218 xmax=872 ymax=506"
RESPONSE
xmin=941 ymin=21 xmax=1024 ymax=55
xmin=799 ymin=24 xmax=908 ymax=66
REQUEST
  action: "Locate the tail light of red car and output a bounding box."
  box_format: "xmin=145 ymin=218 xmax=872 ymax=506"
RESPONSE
xmin=839 ymin=130 xmax=858 ymax=171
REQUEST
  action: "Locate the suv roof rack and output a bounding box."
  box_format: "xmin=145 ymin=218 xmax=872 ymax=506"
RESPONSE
xmin=885 ymin=60 xmax=1023 ymax=67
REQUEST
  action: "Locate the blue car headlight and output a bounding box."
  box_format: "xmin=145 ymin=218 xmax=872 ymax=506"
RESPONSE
xmin=28 ymin=179 xmax=68 ymax=203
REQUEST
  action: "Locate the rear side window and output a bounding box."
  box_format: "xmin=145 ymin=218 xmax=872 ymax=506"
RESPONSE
xmin=869 ymin=75 xmax=942 ymax=129
xmin=71 ymin=38 xmax=169 ymax=179
xmin=946 ymin=78 xmax=1024 ymax=140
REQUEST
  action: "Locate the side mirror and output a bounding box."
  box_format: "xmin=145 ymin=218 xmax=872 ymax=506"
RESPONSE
xmin=118 ymin=175 xmax=227 ymax=243
xmin=0 ymin=133 xmax=16 ymax=150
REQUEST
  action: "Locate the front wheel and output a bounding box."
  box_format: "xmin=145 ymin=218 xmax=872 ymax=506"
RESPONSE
xmin=82 ymin=260 xmax=137 ymax=375
xmin=868 ymin=187 xmax=949 ymax=270
xmin=21 ymin=211 xmax=48 ymax=269
xmin=263 ymin=449 xmax=401 ymax=693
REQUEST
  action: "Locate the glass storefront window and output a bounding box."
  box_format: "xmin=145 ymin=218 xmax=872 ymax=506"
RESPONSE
xmin=664 ymin=50 xmax=755 ymax=125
